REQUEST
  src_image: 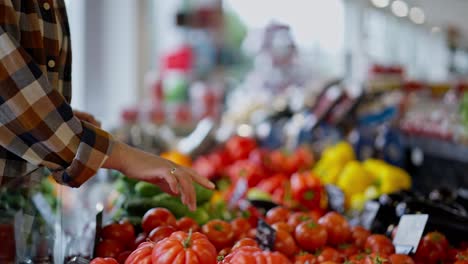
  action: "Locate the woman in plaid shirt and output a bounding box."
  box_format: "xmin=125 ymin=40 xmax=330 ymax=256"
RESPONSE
xmin=0 ymin=0 xmax=213 ymax=211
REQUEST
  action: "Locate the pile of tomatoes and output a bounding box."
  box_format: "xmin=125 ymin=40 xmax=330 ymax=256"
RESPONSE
xmin=91 ymin=206 xmax=468 ymax=264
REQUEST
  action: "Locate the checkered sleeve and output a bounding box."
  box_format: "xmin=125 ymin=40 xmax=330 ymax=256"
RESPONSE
xmin=0 ymin=3 xmax=113 ymax=187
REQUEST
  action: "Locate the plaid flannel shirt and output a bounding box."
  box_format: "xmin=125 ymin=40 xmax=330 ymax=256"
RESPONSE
xmin=0 ymin=0 xmax=113 ymax=187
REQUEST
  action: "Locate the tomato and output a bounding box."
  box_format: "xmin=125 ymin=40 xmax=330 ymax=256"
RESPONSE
xmin=101 ymin=221 xmax=135 ymax=248
xmin=389 ymin=254 xmax=415 ymax=264
xmin=274 ymin=228 xmax=298 ymax=257
xmin=222 ymin=246 xmax=292 ymax=264
xmin=266 ymin=207 xmax=291 ymax=224
xmin=90 ymin=258 xmax=119 ymax=264
xmin=291 ymin=172 xmax=324 ymax=210
xmin=318 ymin=212 xmax=351 ymax=246
xmin=96 ymin=240 xmax=125 ymax=258
xmin=349 ymin=253 xmax=367 ymax=264
xmin=124 ymin=242 xmax=154 ymax=264
xmin=321 ymin=262 xmax=339 ymax=264
xmin=414 ymin=231 xmax=448 ymax=264
xmin=272 ymin=221 xmax=293 ymax=233
xmin=287 ymin=212 xmax=315 ymax=230
xmin=455 ymin=261 xmax=468 ymax=264
xmin=293 ymin=253 xmax=317 ymax=264
xmin=152 ymin=231 xmax=217 ymax=264
xmin=142 ymin=208 xmax=176 ymax=233
xmin=364 ymin=235 xmax=395 ymax=255
xmin=232 ymin=238 xmax=259 ymax=251
xmin=148 ymin=225 xmax=176 ymax=243
xmin=219 ymin=247 xmax=232 ymax=257
xmin=246 ymin=228 xmax=256 ymax=239
xmin=338 ymin=243 xmax=359 ymax=258
xmin=294 ymin=220 xmax=327 ymax=251
xmin=225 ymin=136 xmax=257 ymax=161
xmin=317 ymin=247 xmax=342 ymax=263
xmin=176 ymin=217 xmax=199 ymax=233
xmin=231 ymin=218 xmax=252 ymax=240
xmin=363 ymin=253 xmax=390 ymax=264
xmin=133 ymin=233 xmax=147 ymax=249
xmin=116 ymin=251 xmax=131 ymax=264
xmin=227 ymin=160 xmax=267 ymax=187
xmin=351 ymin=226 xmax=371 ymax=249
xmin=456 ymin=249 xmax=468 ymax=263
xmin=202 ymin=220 xmax=235 ymax=251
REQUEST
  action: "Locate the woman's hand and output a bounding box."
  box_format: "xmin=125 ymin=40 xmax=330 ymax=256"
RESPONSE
xmin=104 ymin=141 xmax=214 ymax=211
xmin=74 ymin=110 xmax=102 ymax=127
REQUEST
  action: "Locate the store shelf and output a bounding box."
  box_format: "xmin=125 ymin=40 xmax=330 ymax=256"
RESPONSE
xmin=401 ymin=134 xmax=468 ymax=163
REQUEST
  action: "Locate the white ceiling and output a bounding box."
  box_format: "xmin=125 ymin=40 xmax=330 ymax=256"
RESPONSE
xmin=415 ymin=0 xmax=468 ymax=47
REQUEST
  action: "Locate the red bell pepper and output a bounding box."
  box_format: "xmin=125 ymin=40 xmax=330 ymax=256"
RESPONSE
xmin=290 ymin=171 xmax=324 ymax=210
xmin=225 ymin=136 xmax=257 ymax=161
xmin=227 ymin=160 xmax=267 ymax=188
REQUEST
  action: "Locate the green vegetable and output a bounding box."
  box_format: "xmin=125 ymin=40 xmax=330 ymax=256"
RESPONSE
xmin=186 ymin=207 xmax=210 ymax=225
xmin=194 ymin=183 xmax=213 ymax=205
xmin=134 ymin=181 xmax=162 ymax=197
xmin=124 ymin=193 xmax=189 ymax=218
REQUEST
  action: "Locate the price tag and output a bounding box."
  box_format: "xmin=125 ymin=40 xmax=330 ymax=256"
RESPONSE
xmin=256 ymin=219 xmax=276 ymax=251
xmin=393 ymin=214 xmax=428 ymax=254
xmin=360 ymin=200 xmax=380 ymax=230
xmin=229 ymin=178 xmax=248 ymax=209
xmin=326 ymin=185 xmax=345 ymax=214
xmin=92 ymin=209 xmax=104 ymax=258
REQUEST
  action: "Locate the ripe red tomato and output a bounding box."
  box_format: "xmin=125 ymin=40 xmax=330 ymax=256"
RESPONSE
xmin=293 ymin=253 xmax=317 ymax=264
xmin=148 ymin=225 xmax=176 ymax=243
xmin=349 ymin=253 xmax=367 ymax=264
xmin=294 ymin=220 xmax=327 ymax=252
xmin=287 ymin=212 xmax=314 ymax=230
xmin=116 ymin=251 xmax=131 ymax=264
xmin=219 ymin=247 xmax=232 ymax=257
xmin=365 ymin=235 xmax=395 ymax=255
xmin=176 ymin=217 xmax=199 ymax=233
xmin=142 ymin=208 xmax=176 ymax=233
xmin=101 ymin=221 xmax=135 ymax=248
xmin=222 ymin=246 xmax=292 ymax=264
xmin=225 ymin=136 xmax=257 ymax=161
xmin=317 ymin=247 xmax=342 ymax=263
xmin=231 ymin=218 xmax=252 ymax=240
xmin=246 ymin=228 xmax=257 ymax=239
xmin=321 ymin=262 xmax=339 ymax=264
xmin=266 ymin=207 xmax=291 ymax=224
xmin=274 ymin=228 xmax=298 ymax=257
xmin=202 ymin=220 xmax=235 ymax=251
xmin=96 ymin=240 xmax=125 ymax=258
xmin=414 ymin=231 xmax=448 ymax=264
xmin=389 ymin=254 xmax=415 ymax=264
xmin=318 ymin=212 xmax=351 ymax=246
xmin=338 ymin=243 xmax=359 ymax=258
xmin=232 ymin=238 xmax=259 ymax=251
xmin=152 ymin=231 xmax=217 ymax=264
xmin=132 ymin=233 xmax=147 ymax=249
xmin=272 ymin=221 xmax=293 ymax=233
xmin=124 ymin=242 xmax=154 ymax=264
xmin=351 ymin=226 xmax=371 ymax=249
xmin=90 ymin=258 xmax=119 ymax=264
xmin=363 ymin=253 xmax=390 ymax=264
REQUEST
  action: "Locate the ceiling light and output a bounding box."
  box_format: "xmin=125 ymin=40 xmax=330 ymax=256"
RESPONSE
xmin=371 ymin=0 xmax=390 ymax=8
xmin=409 ymin=7 xmax=425 ymax=24
xmin=391 ymin=0 xmax=409 ymax=17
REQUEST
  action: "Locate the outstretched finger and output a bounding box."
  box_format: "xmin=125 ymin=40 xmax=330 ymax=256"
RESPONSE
xmin=182 ymin=167 xmax=215 ymax=189
xmin=176 ymin=170 xmax=197 ymax=211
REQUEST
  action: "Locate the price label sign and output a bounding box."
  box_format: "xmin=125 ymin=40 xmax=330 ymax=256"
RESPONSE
xmin=256 ymin=219 xmax=276 ymax=251
xmin=228 ymin=178 xmax=248 ymax=209
xmin=393 ymin=214 xmax=428 ymax=254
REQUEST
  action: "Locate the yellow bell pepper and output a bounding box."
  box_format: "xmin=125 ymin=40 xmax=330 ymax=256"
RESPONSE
xmin=337 ymin=161 xmax=375 ymax=197
xmin=363 ymin=159 xmax=411 ymax=194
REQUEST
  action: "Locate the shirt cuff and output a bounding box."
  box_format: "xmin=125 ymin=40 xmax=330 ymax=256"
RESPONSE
xmin=52 ymin=122 xmax=114 ymax=187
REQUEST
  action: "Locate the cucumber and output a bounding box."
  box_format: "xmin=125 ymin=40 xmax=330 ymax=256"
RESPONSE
xmin=194 ymin=183 xmax=214 ymax=206
xmin=134 ymin=181 xmax=162 ymax=197
xmin=124 ymin=193 xmax=189 ymax=218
